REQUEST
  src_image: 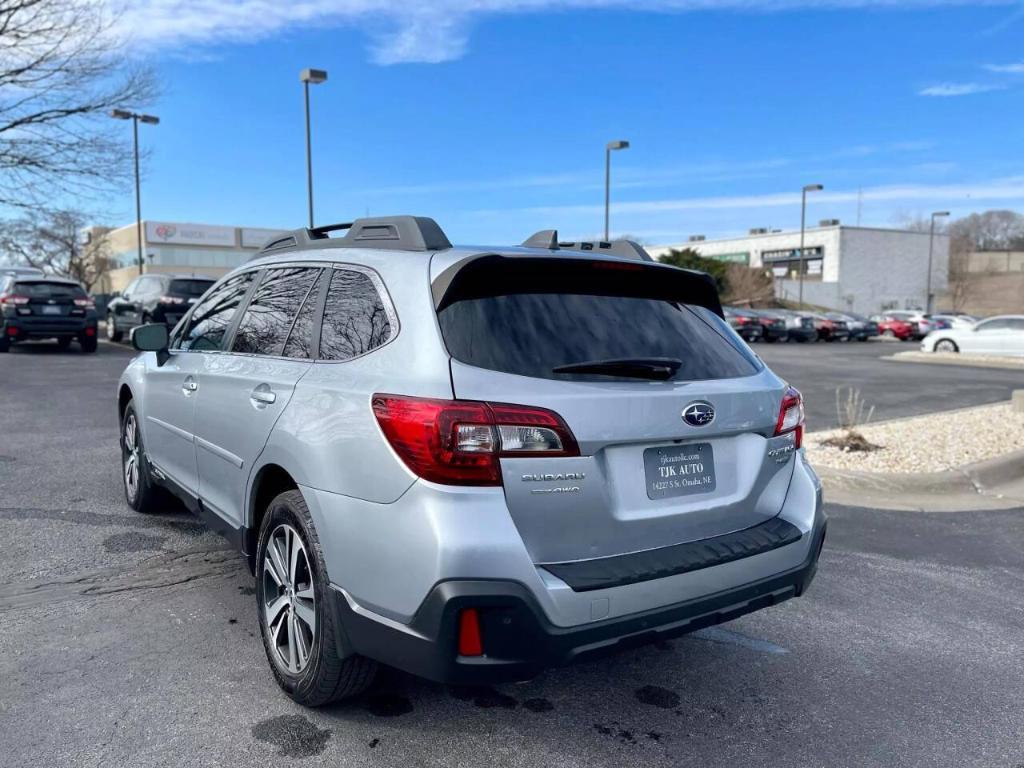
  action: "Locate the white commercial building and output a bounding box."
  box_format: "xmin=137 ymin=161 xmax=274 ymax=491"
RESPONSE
xmin=648 ymin=223 xmax=951 ymax=315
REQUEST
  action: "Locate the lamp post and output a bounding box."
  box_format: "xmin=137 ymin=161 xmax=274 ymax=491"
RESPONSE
xmin=926 ymin=211 xmax=950 ymax=313
xmin=797 ymin=183 xmax=823 ymax=308
xmin=300 ymin=68 xmax=328 ymax=229
xmin=110 ymin=109 xmax=159 ymax=275
xmin=604 ymin=140 xmax=630 ymax=241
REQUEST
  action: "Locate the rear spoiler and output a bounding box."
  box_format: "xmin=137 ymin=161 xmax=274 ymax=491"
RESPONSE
xmin=521 ymin=229 xmax=654 ymax=261
xmin=432 ymin=254 xmax=723 ymax=318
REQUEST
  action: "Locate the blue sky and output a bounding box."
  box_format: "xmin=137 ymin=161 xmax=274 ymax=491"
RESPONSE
xmin=113 ymin=0 xmax=1024 ymax=245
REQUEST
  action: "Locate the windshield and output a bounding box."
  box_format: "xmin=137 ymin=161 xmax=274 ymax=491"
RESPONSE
xmin=168 ymin=279 xmax=215 ymax=297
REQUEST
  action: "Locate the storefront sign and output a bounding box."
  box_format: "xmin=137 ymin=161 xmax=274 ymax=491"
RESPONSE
xmin=145 ymin=222 xmax=236 ymax=247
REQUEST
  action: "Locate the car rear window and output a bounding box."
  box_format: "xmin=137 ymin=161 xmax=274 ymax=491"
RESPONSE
xmin=436 ymin=256 xmax=760 ymax=383
xmin=168 ymin=279 xmax=214 ymax=297
xmin=15 ymin=281 xmax=86 ymax=300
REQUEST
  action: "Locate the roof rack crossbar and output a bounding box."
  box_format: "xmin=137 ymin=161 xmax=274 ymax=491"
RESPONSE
xmin=255 ymin=215 xmax=453 ymax=256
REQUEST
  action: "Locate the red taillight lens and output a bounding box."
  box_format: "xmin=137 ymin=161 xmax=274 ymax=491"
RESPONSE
xmin=0 ymin=294 xmax=29 ymax=306
xmin=371 ymin=395 xmax=579 ymax=486
xmin=84 ymin=326 xmax=96 ymax=337
xmin=73 ymin=297 xmax=95 ymax=309
xmin=775 ymin=386 xmax=804 ymax=449
xmin=457 ymin=608 xmax=484 ymax=657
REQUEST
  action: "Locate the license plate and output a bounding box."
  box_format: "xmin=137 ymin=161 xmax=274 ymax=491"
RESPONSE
xmin=644 ymin=443 xmax=716 ymax=500
xmin=41 ymin=305 xmax=61 ymax=315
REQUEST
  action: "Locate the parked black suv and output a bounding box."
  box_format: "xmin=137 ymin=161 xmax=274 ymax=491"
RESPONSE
xmin=0 ymin=276 xmax=98 ymax=352
xmin=106 ymin=274 xmax=215 ymax=342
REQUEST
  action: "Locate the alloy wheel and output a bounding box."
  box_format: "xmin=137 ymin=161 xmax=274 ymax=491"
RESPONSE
xmin=122 ymin=413 xmax=140 ymax=503
xmin=263 ymin=524 xmax=316 ymax=674
xmin=106 ymin=316 xmax=117 ymax=340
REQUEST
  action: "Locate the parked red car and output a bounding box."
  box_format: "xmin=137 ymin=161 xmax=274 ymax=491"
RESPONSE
xmin=872 ymin=315 xmax=916 ymax=340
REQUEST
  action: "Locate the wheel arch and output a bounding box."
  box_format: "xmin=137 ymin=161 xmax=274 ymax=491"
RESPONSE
xmin=118 ymin=383 xmax=134 ymax=423
xmin=246 ymin=463 xmax=300 ymax=573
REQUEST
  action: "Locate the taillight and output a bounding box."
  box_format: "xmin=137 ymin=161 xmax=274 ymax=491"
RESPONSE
xmin=371 ymin=395 xmax=580 ymax=486
xmin=73 ymin=297 xmax=95 ymax=309
xmin=158 ymin=295 xmax=185 ymax=305
xmin=0 ymin=294 xmax=29 ymax=306
xmin=775 ymin=386 xmax=804 ymax=449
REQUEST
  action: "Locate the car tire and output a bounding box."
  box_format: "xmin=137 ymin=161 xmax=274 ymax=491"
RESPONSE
xmin=257 ymin=489 xmax=378 ymax=707
xmin=882 ymin=329 xmax=896 ymax=338
xmin=80 ymin=336 xmax=98 ymax=354
xmin=0 ymin=335 xmax=8 ymax=353
xmin=934 ymin=339 xmax=959 ymax=353
xmin=106 ymin=315 xmax=123 ymax=342
xmin=120 ymin=401 xmax=170 ymax=514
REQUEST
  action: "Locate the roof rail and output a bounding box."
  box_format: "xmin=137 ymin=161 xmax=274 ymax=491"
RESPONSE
xmin=255 ymin=215 xmax=452 ymax=256
xmin=520 ymin=229 xmax=654 ymax=262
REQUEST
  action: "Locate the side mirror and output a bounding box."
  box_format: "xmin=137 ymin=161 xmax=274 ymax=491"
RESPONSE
xmin=131 ymin=323 xmax=170 ymax=366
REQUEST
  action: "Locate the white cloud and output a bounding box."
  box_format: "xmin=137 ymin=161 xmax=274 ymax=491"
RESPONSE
xmin=476 ymin=177 xmax=1024 ymax=217
xmin=918 ymin=82 xmax=1007 ymax=96
xmin=108 ymin=1 xmax=1019 ymax=65
xmin=984 ymin=61 xmax=1024 ymax=73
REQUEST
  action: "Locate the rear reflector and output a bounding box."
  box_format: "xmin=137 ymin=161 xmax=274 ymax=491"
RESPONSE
xmin=84 ymin=327 xmax=96 ymax=337
xmin=457 ymin=609 xmax=483 ymax=657
xmin=372 ymin=395 xmax=579 ymax=486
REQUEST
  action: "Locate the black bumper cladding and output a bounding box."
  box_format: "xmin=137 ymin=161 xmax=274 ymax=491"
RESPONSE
xmin=542 ymin=517 xmax=802 ymax=592
xmin=330 ymin=520 xmax=826 ymax=685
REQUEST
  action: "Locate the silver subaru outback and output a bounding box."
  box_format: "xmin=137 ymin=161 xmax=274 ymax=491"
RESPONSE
xmin=118 ymin=216 xmax=825 ymax=706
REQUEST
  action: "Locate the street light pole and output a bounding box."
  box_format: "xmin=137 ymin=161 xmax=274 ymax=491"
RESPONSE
xmin=300 ymin=68 xmax=328 ymax=229
xmin=926 ymin=211 xmax=950 ymax=313
xmin=604 ymin=140 xmax=629 ymax=241
xmin=797 ymin=184 xmax=823 ymax=308
xmin=110 ymin=110 xmax=160 ymax=275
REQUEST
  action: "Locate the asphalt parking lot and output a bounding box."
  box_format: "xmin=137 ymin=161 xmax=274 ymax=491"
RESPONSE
xmin=1 ymin=340 xmax=1022 ymax=768
xmin=756 ymin=340 xmax=1024 ymax=429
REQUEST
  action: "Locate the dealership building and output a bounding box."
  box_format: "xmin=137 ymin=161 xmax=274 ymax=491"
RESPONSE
xmin=647 ymin=222 xmax=951 ymax=315
xmin=87 ymin=221 xmax=284 ymax=294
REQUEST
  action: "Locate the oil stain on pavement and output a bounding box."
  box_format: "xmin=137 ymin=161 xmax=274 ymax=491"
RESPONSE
xmin=635 ymin=685 xmax=680 ymax=709
xmin=252 ymin=714 xmax=331 ymax=758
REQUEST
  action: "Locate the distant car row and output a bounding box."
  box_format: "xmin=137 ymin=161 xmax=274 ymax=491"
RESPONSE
xmin=721 ymin=307 xmax=999 ymax=345
xmin=723 ymin=307 xmax=878 ymax=343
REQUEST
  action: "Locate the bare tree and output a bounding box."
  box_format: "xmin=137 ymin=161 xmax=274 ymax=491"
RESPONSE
xmin=0 ymin=209 xmax=113 ymax=290
xmin=0 ymin=0 xmax=156 ymax=210
xmin=948 ymin=210 xmax=1024 ymax=251
xmin=722 ymin=263 xmax=775 ymax=306
xmin=945 ymin=246 xmax=974 ymax=312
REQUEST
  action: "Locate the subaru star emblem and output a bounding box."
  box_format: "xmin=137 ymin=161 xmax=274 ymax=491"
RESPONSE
xmin=682 ymin=401 xmax=715 ymax=427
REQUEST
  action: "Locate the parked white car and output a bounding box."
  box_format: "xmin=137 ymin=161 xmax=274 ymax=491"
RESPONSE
xmin=921 ymin=315 xmax=1024 ymax=356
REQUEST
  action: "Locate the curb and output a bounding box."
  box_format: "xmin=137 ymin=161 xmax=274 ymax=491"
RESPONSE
xmin=883 ymin=351 xmax=1024 ymax=372
xmin=818 ymin=448 xmax=1024 ymax=512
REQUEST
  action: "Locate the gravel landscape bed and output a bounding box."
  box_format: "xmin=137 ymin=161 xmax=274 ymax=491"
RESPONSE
xmin=889 ymin=351 xmax=1024 ymax=370
xmin=805 ymin=402 xmax=1024 ymax=474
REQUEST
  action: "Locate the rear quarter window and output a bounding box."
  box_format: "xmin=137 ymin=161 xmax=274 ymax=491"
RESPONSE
xmin=168 ymin=279 xmax=215 ymax=297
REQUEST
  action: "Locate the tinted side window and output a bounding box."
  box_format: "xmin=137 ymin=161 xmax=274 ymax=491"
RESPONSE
xmin=282 ymin=270 xmax=324 ymax=359
xmin=178 ymin=272 xmax=255 ymax=351
xmin=977 ymin=320 xmax=1008 ymax=332
xmin=319 ymin=269 xmax=392 ymax=361
xmin=232 ymin=267 xmax=320 ymax=356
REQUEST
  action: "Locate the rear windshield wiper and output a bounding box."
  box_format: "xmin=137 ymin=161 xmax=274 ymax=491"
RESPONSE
xmin=552 ymin=357 xmax=682 ymax=380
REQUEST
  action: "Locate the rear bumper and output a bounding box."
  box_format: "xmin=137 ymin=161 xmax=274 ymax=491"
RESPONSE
xmin=3 ymin=317 xmax=95 ymax=339
xmin=329 ymin=519 xmax=825 ymax=685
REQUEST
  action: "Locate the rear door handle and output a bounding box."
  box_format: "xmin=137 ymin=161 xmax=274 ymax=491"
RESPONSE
xmin=182 ymin=376 xmax=198 ymax=396
xmin=250 ymin=386 xmax=277 ymax=406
